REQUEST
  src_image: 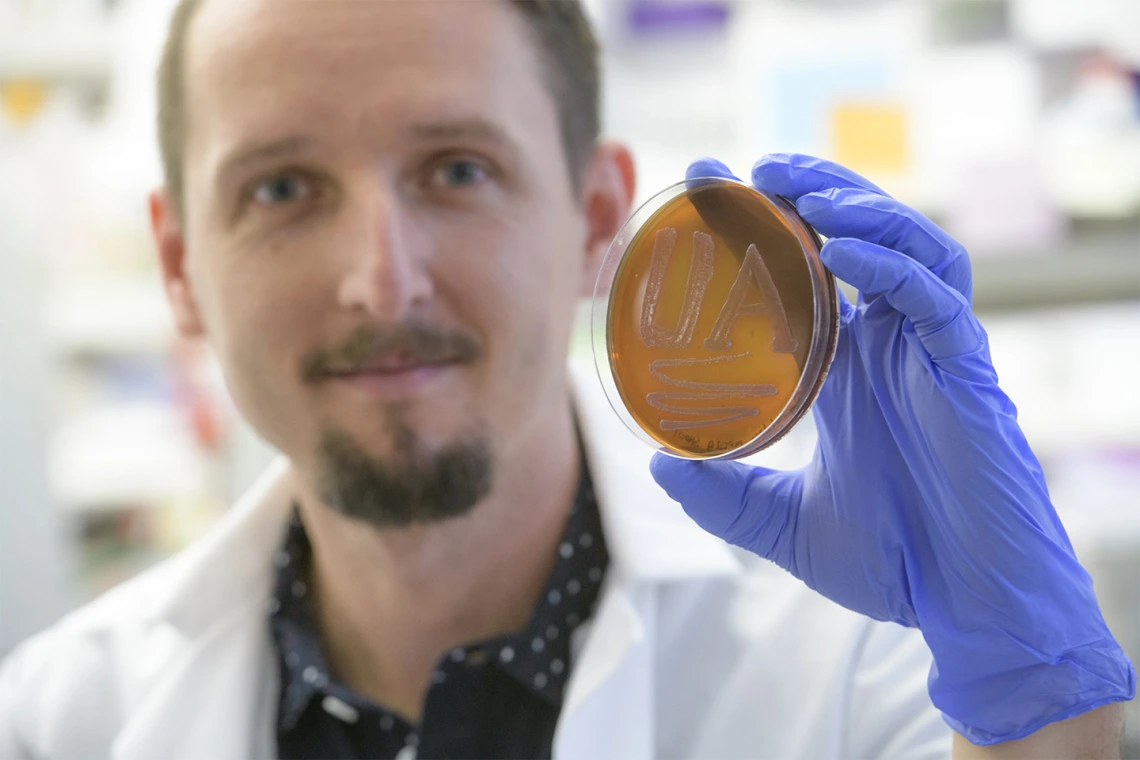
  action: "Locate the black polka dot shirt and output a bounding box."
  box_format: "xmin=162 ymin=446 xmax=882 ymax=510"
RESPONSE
xmin=269 ymin=466 xmax=608 ymax=760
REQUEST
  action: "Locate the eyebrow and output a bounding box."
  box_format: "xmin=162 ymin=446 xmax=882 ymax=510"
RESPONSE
xmin=409 ymin=118 xmax=514 ymax=147
xmin=216 ymin=135 xmax=316 ymax=186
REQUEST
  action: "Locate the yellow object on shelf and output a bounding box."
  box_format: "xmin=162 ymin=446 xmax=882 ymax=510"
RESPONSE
xmin=1 ymin=79 xmax=49 ymax=126
xmin=830 ymin=101 xmax=910 ymax=175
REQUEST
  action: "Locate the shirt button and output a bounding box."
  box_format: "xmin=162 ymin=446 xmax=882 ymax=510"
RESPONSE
xmin=321 ymin=695 xmax=359 ymax=724
xmin=302 ymin=666 xmax=328 ymax=688
xmin=500 ymin=646 xmax=515 ymax=663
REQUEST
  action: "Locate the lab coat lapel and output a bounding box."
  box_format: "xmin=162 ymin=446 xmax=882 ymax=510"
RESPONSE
xmin=110 ymin=605 xmax=278 ymax=760
xmin=553 ymin=361 xmax=742 ymax=759
xmin=111 ymin=460 xmax=293 ymax=760
xmin=553 ymin=580 xmax=655 ymax=760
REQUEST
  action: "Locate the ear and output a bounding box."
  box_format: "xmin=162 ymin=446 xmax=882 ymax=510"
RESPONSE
xmin=578 ymin=141 xmax=636 ymax=298
xmin=148 ymin=188 xmax=206 ymax=338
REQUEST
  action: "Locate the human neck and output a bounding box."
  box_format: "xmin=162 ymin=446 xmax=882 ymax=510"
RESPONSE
xmin=292 ymin=396 xmax=581 ymax=722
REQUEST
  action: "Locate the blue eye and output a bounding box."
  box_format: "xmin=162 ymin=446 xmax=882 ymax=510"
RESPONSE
xmin=253 ymin=175 xmax=309 ymax=205
xmin=435 ymin=160 xmax=488 ymax=188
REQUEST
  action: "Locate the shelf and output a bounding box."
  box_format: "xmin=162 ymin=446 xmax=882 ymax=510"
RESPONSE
xmin=0 ymin=22 xmax=114 ymax=86
xmin=46 ymin=274 xmax=174 ymax=356
xmin=831 ymin=224 xmax=1140 ymax=312
xmin=49 ymin=404 xmax=211 ymax=511
xmin=971 ymin=226 xmax=1140 ymax=312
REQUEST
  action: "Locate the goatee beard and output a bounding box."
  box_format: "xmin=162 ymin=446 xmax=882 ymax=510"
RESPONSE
xmin=315 ymin=417 xmax=494 ymax=528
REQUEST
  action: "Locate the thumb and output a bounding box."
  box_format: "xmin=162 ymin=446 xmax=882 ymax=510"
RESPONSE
xmin=650 ymin=453 xmax=803 ymax=564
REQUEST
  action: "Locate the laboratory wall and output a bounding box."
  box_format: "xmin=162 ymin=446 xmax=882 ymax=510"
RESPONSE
xmin=1 ymin=0 xmax=1138 ymax=752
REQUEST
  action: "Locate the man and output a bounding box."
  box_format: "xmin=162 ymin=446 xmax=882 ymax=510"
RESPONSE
xmin=0 ymin=1 xmax=1132 ymax=758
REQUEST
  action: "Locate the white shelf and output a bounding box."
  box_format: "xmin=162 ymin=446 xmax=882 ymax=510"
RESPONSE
xmin=0 ymin=22 xmax=113 ymax=85
xmin=971 ymin=227 xmax=1140 ymax=311
xmin=49 ymin=404 xmax=211 ymax=511
xmin=832 ymin=226 xmax=1140 ymax=312
xmin=46 ymin=274 xmax=175 ymax=356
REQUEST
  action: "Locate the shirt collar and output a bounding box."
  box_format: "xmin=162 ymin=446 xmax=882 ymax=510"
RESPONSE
xmin=268 ymin=460 xmax=609 ymax=731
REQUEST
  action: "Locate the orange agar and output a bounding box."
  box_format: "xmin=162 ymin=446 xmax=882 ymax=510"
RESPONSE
xmin=597 ymin=178 xmax=838 ymax=459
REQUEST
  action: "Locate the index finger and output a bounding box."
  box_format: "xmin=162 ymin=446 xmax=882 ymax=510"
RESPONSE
xmin=751 ymin=153 xmax=890 ymax=200
xmin=752 ymin=153 xmax=972 ymax=300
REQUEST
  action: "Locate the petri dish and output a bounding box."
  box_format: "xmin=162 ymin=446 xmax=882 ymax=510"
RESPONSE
xmin=592 ymin=176 xmax=839 ymax=460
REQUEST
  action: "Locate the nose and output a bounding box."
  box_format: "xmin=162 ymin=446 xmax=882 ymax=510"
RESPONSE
xmin=336 ymin=183 xmax=433 ymax=320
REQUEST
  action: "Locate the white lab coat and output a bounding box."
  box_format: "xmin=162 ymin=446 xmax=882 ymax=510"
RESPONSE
xmin=0 ymin=363 xmax=952 ymax=759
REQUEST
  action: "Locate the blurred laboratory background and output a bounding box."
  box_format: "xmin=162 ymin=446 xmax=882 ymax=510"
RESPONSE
xmin=1 ymin=0 xmax=1138 ymax=750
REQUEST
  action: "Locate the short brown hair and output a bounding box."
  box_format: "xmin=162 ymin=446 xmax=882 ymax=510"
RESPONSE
xmin=156 ymin=0 xmax=601 ymax=215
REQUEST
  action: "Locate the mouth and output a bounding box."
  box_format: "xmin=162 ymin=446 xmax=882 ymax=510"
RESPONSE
xmin=320 ymin=353 xmax=465 ymax=399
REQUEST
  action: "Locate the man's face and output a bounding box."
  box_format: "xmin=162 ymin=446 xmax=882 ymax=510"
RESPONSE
xmin=161 ymin=0 xmax=619 ymax=522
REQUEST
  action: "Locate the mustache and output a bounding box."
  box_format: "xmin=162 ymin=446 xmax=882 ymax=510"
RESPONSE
xmin=301 ymin=322 xmax=483 ymax=384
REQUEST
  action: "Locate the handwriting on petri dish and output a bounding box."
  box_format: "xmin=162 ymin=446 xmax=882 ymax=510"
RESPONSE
xmin=640 ymin=227 xmax=795 ymax=433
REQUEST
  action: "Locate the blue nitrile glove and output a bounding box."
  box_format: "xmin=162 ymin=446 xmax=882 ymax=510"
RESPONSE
xmin=650 ymin=154 xmax=1135 ymax=745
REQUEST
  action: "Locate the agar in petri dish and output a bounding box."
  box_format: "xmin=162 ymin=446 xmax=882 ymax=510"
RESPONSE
xmin=592 ymin=177 xmax=839 ymax=460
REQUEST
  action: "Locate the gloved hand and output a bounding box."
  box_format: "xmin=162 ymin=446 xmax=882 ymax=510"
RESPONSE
xmin=650 ymin=154 xmax=1135 ymax=745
